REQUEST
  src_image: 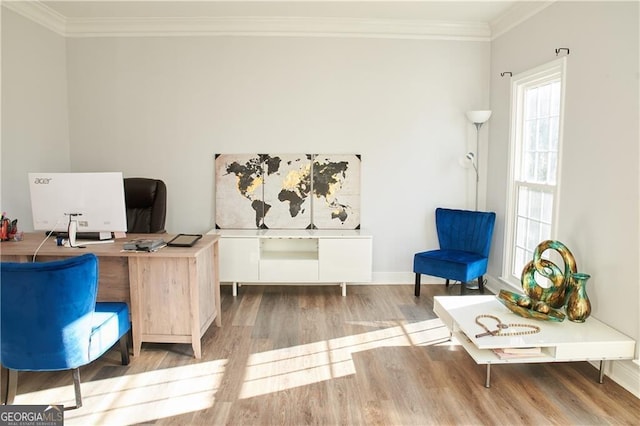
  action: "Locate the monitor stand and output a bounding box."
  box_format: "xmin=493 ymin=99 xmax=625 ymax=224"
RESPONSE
xmin=68 ymin=220 xmax=79 ymax=247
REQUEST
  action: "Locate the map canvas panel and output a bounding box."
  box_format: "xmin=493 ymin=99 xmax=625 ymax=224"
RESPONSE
xmin=215 ymin=153 xmax=362 ymax=230
xmin=262 ymin=154 xmax=312 ymax=229
xmin=215 ymin=154 xmax=264 ymax=229
xmin=312 ymin=154 xmax=361 ymax=230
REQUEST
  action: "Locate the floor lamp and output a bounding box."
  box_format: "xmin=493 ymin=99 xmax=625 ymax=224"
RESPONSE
xmin=465 ymin=110 xmax=492 ymax=211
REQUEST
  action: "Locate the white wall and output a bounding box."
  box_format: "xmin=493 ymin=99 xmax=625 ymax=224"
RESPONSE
xmin=64 ymin=35 xmax=489 ymax=280
xmin=1 ymin=9 xmax=70 ymax=226
xmin=1 ymin=6 xmax=490 ymax=280
xmin=488 ymin=1 xmax=640 ymax=391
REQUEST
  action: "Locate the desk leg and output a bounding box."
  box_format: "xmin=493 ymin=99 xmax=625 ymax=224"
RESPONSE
xmin=599 ymin=360 xmax=605 ymax=384
xmin=128 ymin=258 xmax=143 ymax=357
xmin=214 ymin=241 xmax=222 ymax=327
xmin=189 ymin=258 xmax=203 ymax=359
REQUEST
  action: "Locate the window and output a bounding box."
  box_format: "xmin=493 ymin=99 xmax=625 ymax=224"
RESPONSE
xmin=503 ymin=58 xmax=566 ymax=286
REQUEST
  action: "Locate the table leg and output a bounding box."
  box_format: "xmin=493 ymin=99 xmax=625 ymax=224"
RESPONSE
xmin=485 ymin=364 xmax=491 ymax=388
xmin=599 ymin=360 xmax=605 ymax=384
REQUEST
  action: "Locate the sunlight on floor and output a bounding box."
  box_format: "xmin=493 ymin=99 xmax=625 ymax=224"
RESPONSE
xmin=12 ymin=319 xmax=454 ymax=424
xmin=15 ymin=359 xmax=227 ymax=425
xmin=239 ymin=318 xmax=451 ymax=398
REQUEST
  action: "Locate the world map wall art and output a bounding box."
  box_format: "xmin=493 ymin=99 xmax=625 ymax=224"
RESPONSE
xmin=215 ymin=154 xmax=361 ymax=230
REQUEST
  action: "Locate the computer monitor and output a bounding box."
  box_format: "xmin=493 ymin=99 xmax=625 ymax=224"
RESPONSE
xmin=29 ymin=172 xmax=128 ymax=241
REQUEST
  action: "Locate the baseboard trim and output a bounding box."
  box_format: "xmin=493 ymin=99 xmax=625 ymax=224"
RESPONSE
xmin=597 ymin=359 xmax=640 ymax=399
xmin=372 ymin=271 xmax=445 ymax=285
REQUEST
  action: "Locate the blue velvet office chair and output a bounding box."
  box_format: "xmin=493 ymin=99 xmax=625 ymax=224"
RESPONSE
xmin=1 ymin=253 xmax=131 ymax=409
xmin=413 ymin=208 xmax=496 ymax=296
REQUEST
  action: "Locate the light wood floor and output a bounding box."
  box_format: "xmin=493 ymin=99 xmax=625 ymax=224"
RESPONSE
xmin=7 ymin=284 xmax=640 ymax=425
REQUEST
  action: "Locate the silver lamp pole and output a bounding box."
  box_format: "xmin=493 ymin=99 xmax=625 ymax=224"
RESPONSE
xmin=465 ymin=110 xmax=492 ymax=211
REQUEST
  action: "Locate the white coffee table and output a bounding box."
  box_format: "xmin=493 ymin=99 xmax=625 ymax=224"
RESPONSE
xmin=433 ymin=295 xmax=636 ymax=387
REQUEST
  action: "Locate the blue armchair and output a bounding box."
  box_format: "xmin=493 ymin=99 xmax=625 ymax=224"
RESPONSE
xmin=1 ymin=253 xmax=131 ymax=409
xmin=413 ymin=208 xmax=496 ymax=296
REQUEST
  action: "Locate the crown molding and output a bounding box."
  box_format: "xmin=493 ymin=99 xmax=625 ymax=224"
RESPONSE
xmin=63 ymin=16 xmax=491 ymax=40
xmin=490 ymin=0 xmax=556 ymax=40
xmin=2 ymin=1 xmax=491 ymax=41
xmin=4 ymin=0 xmax=554 ymax=41
xmin=2 ymin=0 xmax=66 ymax=36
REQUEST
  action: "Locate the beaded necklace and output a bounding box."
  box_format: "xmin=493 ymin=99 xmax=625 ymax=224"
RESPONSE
xmin=474 ymin=314 xmax=541 ymax=338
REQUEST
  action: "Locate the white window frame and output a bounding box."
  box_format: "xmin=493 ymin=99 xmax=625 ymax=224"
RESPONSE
xmin=502 ymin=57 xmax=567 ymax=288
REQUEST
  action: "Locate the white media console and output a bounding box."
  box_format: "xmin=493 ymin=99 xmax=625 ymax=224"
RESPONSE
xmin=210 ymin=229 xmax=373 ymax=296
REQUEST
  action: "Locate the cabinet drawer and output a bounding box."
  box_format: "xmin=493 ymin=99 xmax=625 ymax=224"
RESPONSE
xmin=260 ymin=258 xmax=319 ymax=282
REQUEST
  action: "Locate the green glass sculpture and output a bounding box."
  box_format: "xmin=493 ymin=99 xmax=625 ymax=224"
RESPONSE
xmin=521 ymin=240 xmax=577 ymax=309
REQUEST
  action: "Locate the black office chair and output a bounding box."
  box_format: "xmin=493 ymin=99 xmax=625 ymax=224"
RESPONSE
xmin=123 ymin=178 xmax=167 ymax=233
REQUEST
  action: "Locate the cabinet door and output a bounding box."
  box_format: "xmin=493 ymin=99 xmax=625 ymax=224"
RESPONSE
xmin=131 ymin=257 xmax=192 ymax=336
xmin=219 ymin=237 xmax=259 ymax=282
xmin=318 ymin=238 xmax=372 ymax=282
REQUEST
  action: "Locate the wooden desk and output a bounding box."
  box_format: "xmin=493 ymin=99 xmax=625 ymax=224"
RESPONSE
xmin=0 ymin=233 xmax=221 ymax=359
